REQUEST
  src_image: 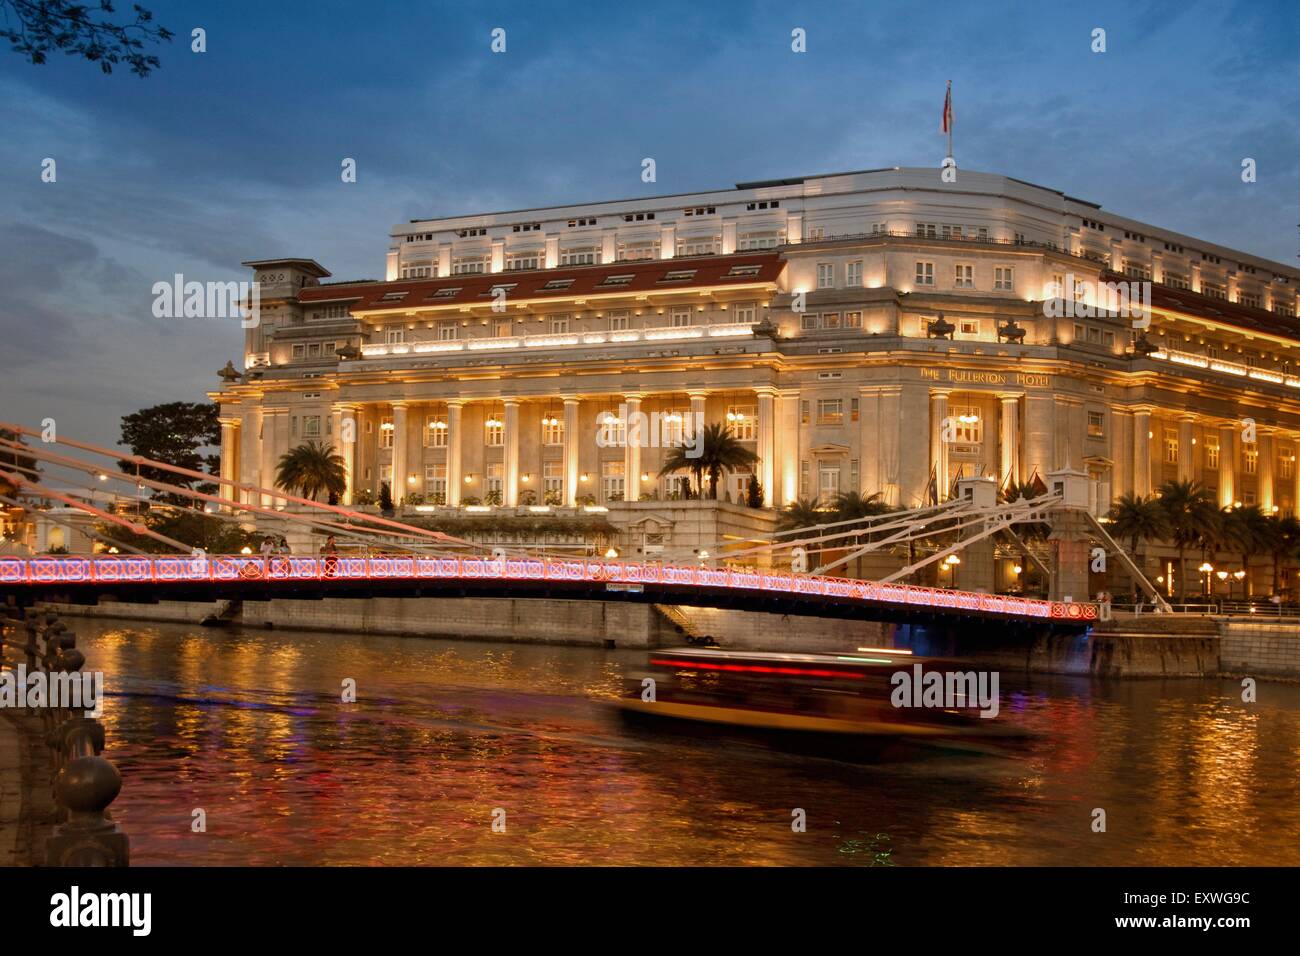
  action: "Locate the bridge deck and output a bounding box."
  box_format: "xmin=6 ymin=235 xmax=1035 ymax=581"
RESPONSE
xmin=0 ymin=555 xmax=1098 ymax=631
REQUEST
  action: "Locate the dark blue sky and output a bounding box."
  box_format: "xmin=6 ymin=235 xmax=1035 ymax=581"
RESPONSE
xmin=1 ymin=0 xmax=1296 ymax=448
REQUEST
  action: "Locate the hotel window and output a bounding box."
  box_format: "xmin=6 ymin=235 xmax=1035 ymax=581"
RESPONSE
xmin=816 ymin=398 xmax=844 ymax=425
xmin=870 ymin=222 xmax=888 ymax=235
xmin=994 ymin=267 xmax=1014 ymax=291
xmin=1164 ymin=272 xmax=1190 ymax=290
xmin=817 ymin=263 xmax=834 ymax=289
xmin=677 ymin=238 xmax=719 ymax=257
xmin=598 ymin=410 xmax=626 ymax=446
xmin=399 ymin=265 xmax=431 ymax=279
xmin=303 ymin=415 xmax=321 ymax=438
xmin=1238 ymin=291 xmax=1262 ymax=309
xmin=292 ymin=344 xmax=305 ymax=358
xmin=800 ymin=460 xmax=810 ymax=498
xmin=670 ymin=308 xmax=692 ymax=328
xmin=437 ymin=321 xmax=458 ymax=341
xmin=734 ymin=303 xmax=757 ymax=324
xmin=607 ymin=310 xmax=630 ymax=331
xmin=941 ymin=224 xmax=964 ymax=240
xmin=806 ymin=226 xmax=825 ymax=241
xmin=1282 ymin=455 xmax=1295 ymax=480
xmin=661 ymin=409 xmax=687 ymax=446
xmin=485 ymin=416 xmax=505 ymax=447
xmin=452 ymin=258 xmax=487 ymax=275
xmin=915 ymin=261 xmax=935 ymax=286
xmin=290 ymin=415 xmax=297 ymax=437
xmin=618 ymin=242 xmax=659 ymax=262
xmin=1202 ymin=281 xmax=1227 ymax=301
xmin=959 ymin=319 xmax=979 ymax=336
xmin=506 ymin=253 xmax=541 ymax=271
xmin=1276 ymin=301 xmax=1296 ymax=318
xmin=726 ymin=405 xmax=756 ymax=441
xmin=386 ymin=328 xmax=405 ymax=345
xmin=1244 ymin=448 xmax=1258 ymax=475
xmin=822 ymin=312 xmax=841 ymax=329
xmin=379 ymin=415 xmax=394 ymax=449
xmin=486 ymin=463 xmax=503 ymax=501
xmin=819 ymin=465 xmax=841 ymax=499
xmin=1123 ymin=260 xmax=1152 ymax=280
xmin=915 ymin=222 xmax=938 ymax=238
xmin=800 ymin=401 xmax=810 ymax=424
xmin=1206 ymin=440 xmax=1220 ymax=470
xmin=560 ymin=249 xmax=597 ymax=266
xmin=308 ymin=343 xmax=321 ymax=357
xmin=379 ymin=464 xmax=393 ymax=487
xmin=541 ymin=416 xmax=564 ymax=446
xmin=426 ymin=415 xmax=448 ymax=447
xmin=424 ymin=464 xmax=447 ymax=504
xmin=954 ymin=264 xmax=974 ymax=288
xmin=602 ymin=461 xmax=626 ymax=502
xmin=951 ymin=407 xmax=982 ymax=444
xmin=737 ymin=233 xmax=781 ymax=250
xmin=1164 ymin=429 xmax=1179 ymax=465
xmin=542 ymin=461 xmax=563 ymax=502
xmin=493 ymin=318 xmax=512 ymax=337
xmin=550 ymin=315 xmax=570 ymax=334
xmin=1087 ymin=411 xmax=1105 ymax=438
xmin=800 ymin=313 xmax=817 ymax=331
xmin=846 ymin=261 xmax=863 ymax=287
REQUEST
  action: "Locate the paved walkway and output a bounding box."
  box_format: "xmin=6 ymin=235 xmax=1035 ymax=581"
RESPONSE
xmin=0 ymin=712 xmax=29 ymax=865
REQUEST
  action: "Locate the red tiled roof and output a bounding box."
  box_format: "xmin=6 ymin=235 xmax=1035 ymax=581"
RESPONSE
xmin=297 ymin=252 xmax=783 ymax=313
xmin=1112 ymin=271 xmax=1299 ymax=339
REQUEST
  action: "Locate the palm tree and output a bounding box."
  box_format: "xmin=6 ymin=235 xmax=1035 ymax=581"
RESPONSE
xmin=1266 ymin=514 xmax=1300 ymax=598
xmin=660 ymin=422 xmax=758 ymax=500
xmin=776 ymin=497 xmax=825 ymax=533
xmin=831 ymin=491 xmax=894 ymax=578
xmin=1108 ymin=493 xmax=1172 ymax=561
xmin=275 ymin=441 xmax=347 ymax=502
xmin=1221 ymin=504 xmax=1273 ymax=598
xmin=1157 ymin=479 xmax=1219 ymax=601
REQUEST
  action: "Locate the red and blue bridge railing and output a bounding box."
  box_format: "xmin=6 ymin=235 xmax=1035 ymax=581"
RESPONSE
xmin=0 ymin=555 xmax=1099 ymax=623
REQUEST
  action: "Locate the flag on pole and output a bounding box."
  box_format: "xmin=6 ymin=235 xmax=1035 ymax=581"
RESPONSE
xmin=941 ymin=81 xmax=953 ymax=135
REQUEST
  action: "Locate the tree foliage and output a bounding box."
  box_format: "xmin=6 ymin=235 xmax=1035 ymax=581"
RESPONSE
xmin=1 ymin=1 xmax=172 ymax=75
xmin=117 ymin=401 xmax=220 ymax=498
xmin=0 ymin=428 xmax=37 ymax=496
xmin=274 ymin=441 xmax=346 ymax=502
xmin=94 ymin=509 xmax=257 ymax=555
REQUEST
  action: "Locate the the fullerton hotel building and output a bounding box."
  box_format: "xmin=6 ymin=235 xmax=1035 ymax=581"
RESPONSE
xmin=213 ymin=167 xmax=1300 ymax=517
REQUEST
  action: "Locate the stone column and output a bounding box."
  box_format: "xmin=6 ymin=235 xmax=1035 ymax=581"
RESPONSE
xmin=689 ymin=391 xmax=708 ymax=442
xmin=624 ymin=395 xmax=642 ymax=503
xmin=1022 ymin=392 xmax=1055 ymax=488
xmin=998 ymin=393 xmax=1021 ymax=489
xmin=391 ymin=403 xmax=409 ymax=506
xmin=503 ymin=399 xmax=520 ymax=507
xmin=1258 ymin=430 xmax=1275 ymax=513
xmin=756 ymin=388 xmax=776 ymax=507
xmin=778 ymin=388 xmax=800 ymax=506
xmin=1219 ymin=423 xmax=1236 ymax=507
xmin=1133 ymin=407 xmax=1152 ymax=497
xmin=260 ymin=408 xmax=284 ymax=508
xmin=929 ymin=389 xmax=951 ymax=501
xmin=334 ymin=403 xmax=357 ymax=505
xmin=219 ymin=416 xmax=240 ymax=508
xmin=239 ymin=404 xmax=262 ymax=507
xmin=1178 ymin=416 xmax=1195 ymax=483
xmin=563 ymin=397 xmax=579 ymax=506
xmin=447 ymin=401 xmax=463 ymax=507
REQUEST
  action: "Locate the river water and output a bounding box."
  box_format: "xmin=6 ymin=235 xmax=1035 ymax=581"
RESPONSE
xmin=53 ymin=618 xmax=1300 ymax=866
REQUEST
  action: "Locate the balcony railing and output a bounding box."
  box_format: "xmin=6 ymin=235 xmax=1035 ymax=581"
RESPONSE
xmin=357 ymin=321 xmax=758 ymax=359
xmin=1150 ymin=348 xmax=1298 ymax=388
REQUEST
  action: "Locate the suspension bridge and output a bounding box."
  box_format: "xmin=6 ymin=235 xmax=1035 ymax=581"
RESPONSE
xmin=0 ymin=422 xmax=1111 ymax=631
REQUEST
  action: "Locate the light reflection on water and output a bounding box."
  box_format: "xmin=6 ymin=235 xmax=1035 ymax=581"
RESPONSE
xmin=59 ymin=619 xmax=1300 ymax=866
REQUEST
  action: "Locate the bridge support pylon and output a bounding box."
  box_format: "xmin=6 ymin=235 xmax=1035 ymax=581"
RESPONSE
xmin=954 ymin=476 xmax=997 ymax=593
xmin=1046 ymin=467 xmax=1093 ymax=603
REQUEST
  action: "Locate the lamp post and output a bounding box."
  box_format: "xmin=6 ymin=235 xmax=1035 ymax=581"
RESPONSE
xmin=1232 ymin=569 xmax=1246 ymax=602
xmin=943 ymin=553 xmax=961 ymax=589
xmin=1198 ymin=562 xmax=1214 ymax=599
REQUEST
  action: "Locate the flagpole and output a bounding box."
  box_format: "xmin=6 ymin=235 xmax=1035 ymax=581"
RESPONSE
xmin=946 ymin=80 xmax=953 ymax=161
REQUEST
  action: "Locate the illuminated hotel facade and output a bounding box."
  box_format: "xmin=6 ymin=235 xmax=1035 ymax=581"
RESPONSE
xmin=213 ymin=167 xmax=1300 ymax=517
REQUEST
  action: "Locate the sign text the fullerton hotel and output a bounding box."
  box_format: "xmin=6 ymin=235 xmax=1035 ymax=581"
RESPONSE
xmin=920 ymin=368 xmax=1051 ymax=388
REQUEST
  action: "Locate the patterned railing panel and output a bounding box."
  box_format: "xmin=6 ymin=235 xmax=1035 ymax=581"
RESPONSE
xmin=0 ymin=556 xmax=1097 ymax=622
